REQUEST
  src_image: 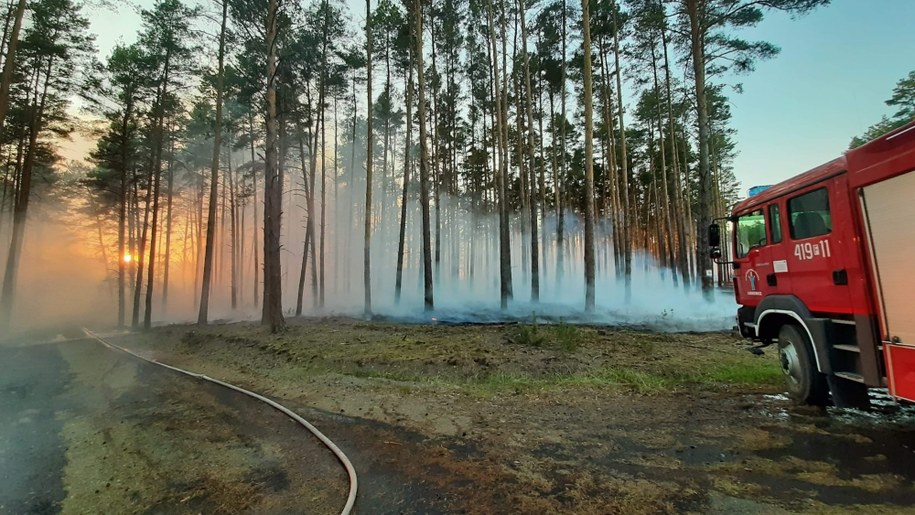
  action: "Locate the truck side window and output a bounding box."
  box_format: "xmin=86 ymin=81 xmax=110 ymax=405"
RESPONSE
xmin=735 ymin=209 xmax=766 ymax=258
xmin=769 ymin=204 xmax=782 ymax=243
xmin=789 ymin=188 xmax=832 ymax=239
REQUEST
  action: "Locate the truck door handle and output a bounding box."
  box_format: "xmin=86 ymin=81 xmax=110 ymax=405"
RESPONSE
xmin=766 ymin=273 xmax=777 ymax=286
xmin=833 ymin=269 xmax=848 ymax=285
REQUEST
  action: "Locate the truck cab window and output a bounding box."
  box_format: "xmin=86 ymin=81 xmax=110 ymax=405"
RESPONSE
xmin=735 ymin=209 xmax=766 ymax=258
xmin=789 ymin=187 xmax=831 ymax=239
xmin=769 ymin=204 xmax=783 ymax=243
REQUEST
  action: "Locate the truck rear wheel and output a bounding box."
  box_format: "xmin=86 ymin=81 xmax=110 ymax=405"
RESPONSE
xmin=778 ymin=324 xmax=829 ymax=405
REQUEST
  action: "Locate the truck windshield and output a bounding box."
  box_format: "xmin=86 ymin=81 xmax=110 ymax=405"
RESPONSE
xmin=735 ymin=210 xmax=766 ymax=258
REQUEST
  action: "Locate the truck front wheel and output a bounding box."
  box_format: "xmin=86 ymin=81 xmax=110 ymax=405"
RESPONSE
xmin=778 ymin=324 xmax=829 ymax=405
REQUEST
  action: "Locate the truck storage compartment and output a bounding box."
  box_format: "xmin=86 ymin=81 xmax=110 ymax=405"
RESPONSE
xmin=885 ymin=344 xmax=915 ymax=402
xmin=860 ymin=168 xmax=915 ymax=346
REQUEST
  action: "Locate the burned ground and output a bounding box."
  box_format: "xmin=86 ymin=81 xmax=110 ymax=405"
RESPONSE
xmin=104 ymin=318 xmax=915 ymax=514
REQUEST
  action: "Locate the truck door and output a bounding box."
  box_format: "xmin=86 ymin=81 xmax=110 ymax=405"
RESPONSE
xmin=765 ymin=201 xmax=793 ymax=294
xmin=733 ymin=208 xmax=775 ymax=302
xmin=784 ymin=178 xmax=854 ymax=315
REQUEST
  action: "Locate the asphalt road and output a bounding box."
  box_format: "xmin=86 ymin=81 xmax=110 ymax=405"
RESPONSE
xmin=0 ymin=341 xmax=69 ymax=514
xmin=0 ymin=335 xmax=346 ymax=514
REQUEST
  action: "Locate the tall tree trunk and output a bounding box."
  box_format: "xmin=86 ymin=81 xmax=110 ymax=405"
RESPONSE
xmin=319 ymin=94 xmax=327 ymax=308
xmin=250 ymin=113 xmax=260 ymax=307
xmin=499 ymin=0 xmax=512 ymax=305
xmin=262 ymin=0 xmax=286 ymax=331
xmin=307 ymin=114 xmax=319 ymax=305
xmin=318 ymin=0 xmax=329 ymax=308
xmin=395 ymin=47 xmax=414 ymax=303
xmin=686 ymin=0 xmax=712 ymax=297
xmin=143 ymin=60 xmax=170 ymax=330
xmin=295 ymin=125 xmax=315 ymax=316
xmin=514 ymin=24 xmax=529 ymax=288
xmin=117 ymin=99 xmax=134 ymax=328
xmin=198 ymin=0 xmax=228 ymax=324
xmin=133 ymin=176 xmax=150 ymax=328
xmin=364 ymin=0 xmax=374 ymax=316
xmin=659 ymin=1 xmax=690 ymax=288
xmin=519 ymin=0 xmax=539 ymax=302
xmin=162 ymin=123 xmax=175 ymax=308
xmin=581 ymin=0 xmax=596 ymax=311
xmin=651 ymin=43 xmax=677 ymax=285
xmin=557 ymin=0 xmax=567 ymax=279
xmin=414 ymin=0 xmax=433 ymax=310
xmin=598 ymin=38 xmax=622 ymax=276
xmin=345 ymin=68 xmax=358 ymax=295
xmin=295 ymin=222 xmax=310 ymax=316
xmin=430 ymin=15 xmax=441 ymax=281
xmin=228 ymin=138 xmax=237 ymax=309
xmin=485 ymin=0 xmax=511 ymax=309
xmin=612 ymin=2 xmax=631 ymax=297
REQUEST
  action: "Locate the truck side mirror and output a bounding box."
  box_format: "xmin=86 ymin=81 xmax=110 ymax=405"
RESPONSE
xmin=710 ymin=247 xmax=722 ymax=260
xmin=708 ymin=223 xmax=721 ymax=247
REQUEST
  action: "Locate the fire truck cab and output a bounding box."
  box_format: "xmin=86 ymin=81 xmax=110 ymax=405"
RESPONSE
xmin=710 ymin=121 xmax=915 ymax=407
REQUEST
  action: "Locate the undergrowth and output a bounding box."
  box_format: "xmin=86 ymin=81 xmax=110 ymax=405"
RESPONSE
xmin=511 ymin=316 xmax=582 ymax=352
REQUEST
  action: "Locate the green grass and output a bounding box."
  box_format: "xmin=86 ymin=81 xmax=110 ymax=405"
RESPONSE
xmin=513 ymin=323 xmax=548 ymax=347
xmin=259 ymin=352 xmax=780 ymax=398
xmin=552 ymin=320 xmax=581 ymax=352
xmin=704 ymin=361 xmax=783 ymax=386
xmin=511 ymin=317 xmax=582 ymax=352
xmin=466 ymin=368 xmax=674 ymax=396
xmin=154 ymin=321 xmax=782 ymax=399
xmin=463 ymin=358 xmax=781 ymax=397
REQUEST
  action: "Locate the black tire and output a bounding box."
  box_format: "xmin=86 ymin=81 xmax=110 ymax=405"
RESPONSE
xmin=777 ymin=324 xmax=829 ymax=405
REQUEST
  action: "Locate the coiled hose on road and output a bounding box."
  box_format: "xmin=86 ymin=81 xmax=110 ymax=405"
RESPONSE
xmin=83 ymin=328 xmax=358 ymax=515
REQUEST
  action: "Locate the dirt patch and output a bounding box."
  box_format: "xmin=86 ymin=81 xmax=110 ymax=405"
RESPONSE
xmin=114 ymin=318 xmax=915 ymax=513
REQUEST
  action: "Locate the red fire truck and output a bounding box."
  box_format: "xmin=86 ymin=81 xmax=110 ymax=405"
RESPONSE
xmin=709 ymin=120 xmax=915 ymax=408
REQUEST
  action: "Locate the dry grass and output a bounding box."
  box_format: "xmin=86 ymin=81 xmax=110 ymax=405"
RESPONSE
xmin=132 ymin=318 xmax=781 ymax=397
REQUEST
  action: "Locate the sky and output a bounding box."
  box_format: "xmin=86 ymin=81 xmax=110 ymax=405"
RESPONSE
xmin=724 ymin=1 xmax=915 ymax=191
xmin=72 ymin=0 xmax=915 ymax=196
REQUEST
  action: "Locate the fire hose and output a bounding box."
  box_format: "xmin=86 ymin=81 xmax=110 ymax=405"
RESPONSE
xmin=82 ymin=328 xmax=358 ymax=515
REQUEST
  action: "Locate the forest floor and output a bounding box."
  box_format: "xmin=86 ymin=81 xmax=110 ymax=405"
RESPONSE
xmin=110 ymin=318 xmax=915 ymax=514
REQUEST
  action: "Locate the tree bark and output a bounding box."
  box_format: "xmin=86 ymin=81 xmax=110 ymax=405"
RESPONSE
xmin=659 ymin=0 xmax=691 ymax=288
xmin=162 ymin=122 xmax=175 ymax=308
xmin=557 ymin=0 xmax=567 ymax=278
xmin=199 ymin=0 xmax=228 ymax=324
xmin=519 ymin=0 xmax=539 ymax=302
xmin=686 ymin=0 xmax=713 ymax=298
xmin=414 ymin=0 xmax=433 ymax=310
xmin=581 ymin=0 xmax=596 ymax=311
xmin=395 ymin=44 xmax=414 ymax=303
xmin=364 ymin=0 xmax=374 ymax=316
xmin=485 ymin=0 xmax=511 ymax=309
xmin=262 ymin=0 xmax=286 ymax=331
xmin=612 ymin=1 xmax=631 ymax=297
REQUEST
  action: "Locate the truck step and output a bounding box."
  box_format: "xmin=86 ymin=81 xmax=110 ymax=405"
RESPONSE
xmin=834 ymin=344 xmax=861 ymax=353
xmin=831 ymin=319 xmax=856 ymax=326
xmin=834 ymin=371 xmax=865 ymax=383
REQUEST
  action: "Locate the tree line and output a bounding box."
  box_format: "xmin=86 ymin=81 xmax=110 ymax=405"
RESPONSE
xmin=0 ymin=0 xmax=832 ymax=332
